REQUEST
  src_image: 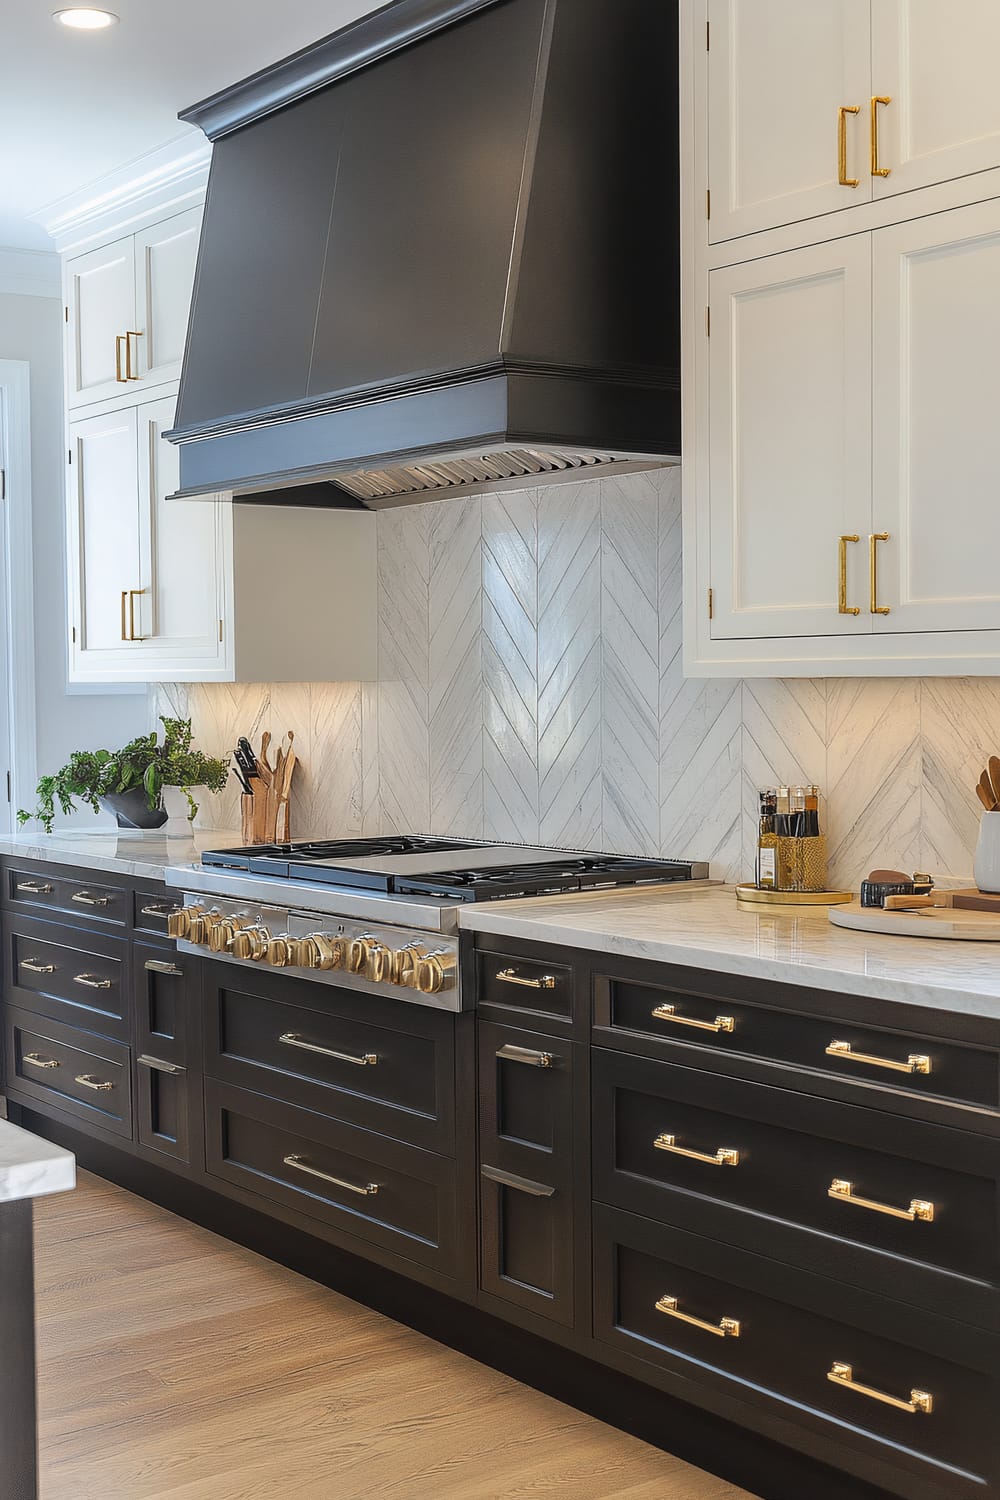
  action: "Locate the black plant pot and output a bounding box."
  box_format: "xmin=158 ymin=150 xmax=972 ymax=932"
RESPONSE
xmin=100 ymin=788 xmax=168 ymax=830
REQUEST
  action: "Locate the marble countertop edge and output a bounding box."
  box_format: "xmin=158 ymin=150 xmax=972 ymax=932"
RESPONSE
xmin=0 ymin=1119 xmax=76 ymax=1203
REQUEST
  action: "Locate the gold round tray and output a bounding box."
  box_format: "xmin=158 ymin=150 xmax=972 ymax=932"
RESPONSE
xmin=735 ymin=883 xmax=854 ymax=906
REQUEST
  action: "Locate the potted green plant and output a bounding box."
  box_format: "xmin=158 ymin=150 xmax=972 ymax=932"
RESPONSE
xmin=18 ymin=717 xmax=229 ymax=833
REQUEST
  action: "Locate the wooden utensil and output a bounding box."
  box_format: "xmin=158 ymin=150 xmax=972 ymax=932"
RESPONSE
xmin=989 ymin=755 xmax=1000 ymax=804
xmin=977 ymin=781 xmax=997 ymax=813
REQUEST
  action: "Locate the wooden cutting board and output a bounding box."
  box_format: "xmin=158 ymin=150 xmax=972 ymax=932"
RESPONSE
xmin=829 ymin=902 xmax=1000 ymax=941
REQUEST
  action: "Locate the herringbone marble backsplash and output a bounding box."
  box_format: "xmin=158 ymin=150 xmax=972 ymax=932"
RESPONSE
xmin=153 ymin=468 xmax=1000 ymax=886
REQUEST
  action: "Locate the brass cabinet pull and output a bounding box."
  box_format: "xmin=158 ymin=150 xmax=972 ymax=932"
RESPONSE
xmin=138 ymin=1054 xmax=185 ymax=1076
xmin=870 ymin=96 xmax=892 ymax=177
xmin=121 ymin=590 xmax=129 ymax=641
xmin=654 ymin=1132 xmax=740 ymax=1167
xmin=869 ymin=533 xmax=890 ymax=615
xmin=124 ymin=330 xmax=143 ymax=380
xmin=480 ymin=1163 xmax=556 ymax=1198
xmin=651 ymin=1003 xmax=734 ymax=1034
xmin=75 ymin=1074 xmax=114 ymax=1093
xmin=144 ymin=958 xmax=183 ymax=977
xmin=496 ymin=967 xmax=556 ymax=990
xmin=496 ymin=1043 xmax=554 ymax=1068
xmin=72 ymin=890 xmax=111 ymax=907
xmin=22 ymin=1052 xmax=60 ymax=1070
xmin=655 ymin=1295 xmax=741 ymax=1339
xmin=283 ymin=1153 xmax=379 ymax=1196
xmin=829 ymin=1179 xmax=935 ymax=1222
xmin=115 ymin=334 xmax=128 ymax=382
xmin=73 ymin=973 xmax=112 ymax=990
xmin=826 ymin=1040 xmax=930 ymax=1075
xmin=838 ymin=535 xmax=861 ymax=615
xmin=20 ymin=958 xmax=56 ymax=975
xmin=278 ymin=1032 xmax=377 ymax=1067
xmin=16 ymin=881 xmax=53 ymax=895
xmin=828 ymin=1362 xmax=932 ymax=1414
xmin=838 ymin=105 xmax=860 ymax=186
xmin=128 ymin=588 xmax=147 ymax=641
xmin=140 ymin=902 xmax=181 ymax=918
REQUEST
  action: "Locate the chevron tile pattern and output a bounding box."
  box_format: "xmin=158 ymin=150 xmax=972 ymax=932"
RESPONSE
xmin=430 ymin=497 xmax=483 ymax=838
xmin=482 ymin=489 xmax=539 ymax=843
xmin=376 ymin=506 xmax=431 ymax=834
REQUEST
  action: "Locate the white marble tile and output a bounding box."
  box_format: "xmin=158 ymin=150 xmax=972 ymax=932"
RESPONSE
xmin=308 ymin=683 xmax=363 ymax=838
xmin=376 ymin=505 xmax=431 ymax=833
xmin=741 ymin=678 xmax=828 ymax=876
xmin=483 ymin=489 xmax=539 ymax=842
xmin=429 ymin=497 xmax=483 ymax=838
xmin=827 ymin=678 xmax=921 ymax=888
xmin=920 ymin=678 xmax=1000 ymax=880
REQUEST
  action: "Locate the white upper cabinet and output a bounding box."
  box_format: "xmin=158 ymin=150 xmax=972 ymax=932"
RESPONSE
xmin=133 ymin=208 xmax=201 ymax=389
xmin=708 ymin=237 xmax=872 ymax=638
xmin=65 ymin=237 xmax=136 ymax=408
xmin=871 ymin=1 xmax=1000 ymax=201
xmin=70 ymin=408 xmax=142 ymax=655
xmin=707 ymin=0 xmax=872 ymax=241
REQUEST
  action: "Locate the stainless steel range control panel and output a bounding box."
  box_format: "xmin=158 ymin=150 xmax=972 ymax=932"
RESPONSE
xmin=168 ymin=895 xmax=462 ymax=1013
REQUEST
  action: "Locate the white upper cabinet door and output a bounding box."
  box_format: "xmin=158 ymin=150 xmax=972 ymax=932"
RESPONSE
xmin=133 ymin=209 xmax=202 ymax=390
xmin=872 ymin=199 xmax=1000 ymax=634
xmin=65 ymin=237 xmax=136 ymax=409
xmin=871 ymin=1 xmax=1000 ymax=200
xmin=707 ymin=0 xmax=872 ymax=242
xmin=69 ymin=408 xmax=141 ymax=657
xmin=708 ymin=235 xmax=873 ymax=639
xmin=134 ymin=394 xmax=226 ymax=676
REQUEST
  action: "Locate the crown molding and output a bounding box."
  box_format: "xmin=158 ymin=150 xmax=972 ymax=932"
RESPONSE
xmin=0 ymin=249 xmax=60 ymax=299
xmin=31 ymin=133 xmax=212 ymax=256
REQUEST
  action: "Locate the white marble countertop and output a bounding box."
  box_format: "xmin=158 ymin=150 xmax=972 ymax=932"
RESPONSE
xmin=459 ymin=885 xmax=1000 ymax=1019
xmin=0 ymin=829 xmax=243 ymax=883
xmin=0 ymin=1118 xmax=75 ymax=1203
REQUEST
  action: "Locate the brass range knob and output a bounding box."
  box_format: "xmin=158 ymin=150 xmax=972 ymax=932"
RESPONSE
xmin=345 ymin=934 xmax=379 ymax=974
xmin=390 ymin=943 xmax=427 ymax=987
xmin=414 ymin=949 xmax=458 ymax=995
xmin=208 ymin=915 xmax=253 ymax=953
xmin=231 ymin=925 xmax=271 ymax=961
xmin=287 ymin=934 xmax=344 ymax=971
xmin=167 ymin=905 xmax=205 ymax=940
xmin=187 ymin=909 xmax=224 ymax=945
xmin=264 ymin=936 xmax=294 ymax=967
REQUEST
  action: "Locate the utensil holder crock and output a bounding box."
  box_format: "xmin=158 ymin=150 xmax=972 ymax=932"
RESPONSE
xmin=974 ymin=812 xmax=1000 ymax=893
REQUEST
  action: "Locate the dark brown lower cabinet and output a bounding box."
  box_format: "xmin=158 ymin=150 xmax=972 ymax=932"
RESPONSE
xmin=132 ymin=941 xmax=201 ymax=1169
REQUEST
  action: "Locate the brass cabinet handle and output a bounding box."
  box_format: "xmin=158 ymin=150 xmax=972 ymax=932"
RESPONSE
xmin=124 ymin=329 xmax=143 ymax=380
xmin=128 ymin=588 xmax=147 ymax=641
xmin=496 ymin=967 xmax=556 ymax=990
xmin=655 ymin=1295 xmax=741 ymax=1339
xmin=654 ymin=1132 xmax=740 ymax=1167
xmin=278 ymin=1032 xmax=377 ymax=1067
xmin=869 ymin=533 xmax=891 ymax=615
xmin=828 ymin=1362 xmax=932 ymax=1414
xmin=838 ymin=105 xmax=860 ymax=186
xmin=16 ymin=881 xmax=53 ymax=895
xmin=75 ymin=1074 xmax=114 ymax=1093
xmin=121 ymin=590 xmax=129 ymax=641
xmin=20 ymin=958 xmax=56 ymax=975
xmin=73 ymin=973 xmax=112 ymax=990
xmin=115 ymin=334 xmax=128 ymax=382
xmin=140 ymin=903 xmax=181 ymax=918
xmin=480 ymin=1163 xmax=556 ymax=1198
xmin=71 ymin=891 xmax=112 ymax=907
xmin=22 ymin=1052 xmax=60 ymax=1070
xmin=283 ymin=1153 xmax=379 ymax=1196
xmin=138 ymin=1054 xmax=185 ymax=1076
xmin=829 ymin=1179 xmax=935 ymax=1222
xmin=838 ymin=535 xmax=861 ymax=615
xmin=496 ymin=1043 xmax=554 ymax=1068
xmin=870 ymin=96 xmax=892 ymax=177
xmin=826 ymin=1040 xmax=930 ymax=1075
xmin=651 ymin=1003 xmax=734 ymax=1034
xmin=144 ymin=958 xmax=183 ymax=977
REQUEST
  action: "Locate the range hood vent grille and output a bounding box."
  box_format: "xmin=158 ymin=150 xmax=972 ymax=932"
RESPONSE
xmin=334 ymin=448 xmax=623 ymax=502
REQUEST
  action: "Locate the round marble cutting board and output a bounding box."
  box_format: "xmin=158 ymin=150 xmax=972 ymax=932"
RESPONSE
xmin=829 ymin=902 xmax=1000 ymax=941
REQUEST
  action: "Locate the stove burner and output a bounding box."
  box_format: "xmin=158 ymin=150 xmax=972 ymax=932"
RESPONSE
xmin=395 ymin=856 xmax=697 ymax=902
xmin=201 ymin=835 xmax=482 ymax=878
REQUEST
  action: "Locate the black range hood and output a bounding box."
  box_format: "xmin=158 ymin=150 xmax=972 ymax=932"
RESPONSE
xmin=167 ymin=0 xmax=680 ymax=508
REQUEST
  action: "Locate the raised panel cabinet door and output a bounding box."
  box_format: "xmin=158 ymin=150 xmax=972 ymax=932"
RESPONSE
xmin=871 ymin=0 xmax=1000 ymax=201
xmin=133 ymin=208 xmax=201 ymax=389
xmin=708 ymin=236 xmax=873 ymax=640
xmin=707 ymin=0 xmax=872 ymax=242
xmin=65 ymin=235 xmax=136 ymax=408
xmin=69 ymin=408 xmax=142 ymax=656
xmin=134 ymin=394 xmax=227 ymax=674
xmin=872 ymin=199 xmax=1000 ymax=634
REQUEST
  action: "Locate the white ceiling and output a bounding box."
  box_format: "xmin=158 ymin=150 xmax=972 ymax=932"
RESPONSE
xmin=0 ymin=0 xmax=380 ymax=250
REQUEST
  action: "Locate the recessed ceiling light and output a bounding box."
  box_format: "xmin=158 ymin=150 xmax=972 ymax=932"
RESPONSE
xmin=53 ymin=8 xmax=119 ymax=29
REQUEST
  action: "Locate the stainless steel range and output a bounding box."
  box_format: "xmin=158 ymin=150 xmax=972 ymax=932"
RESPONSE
xmin=165 ymin=837 xmax=709 ymax=1012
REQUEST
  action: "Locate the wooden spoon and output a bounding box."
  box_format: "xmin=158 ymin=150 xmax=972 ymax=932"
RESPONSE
xmin=978 ymin=781 xmax=998 ymax=813
xmin=989 ymin=755 xmax=1000 ymax=805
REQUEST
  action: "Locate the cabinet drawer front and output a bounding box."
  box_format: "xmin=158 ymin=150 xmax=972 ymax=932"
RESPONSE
xmin=593 ymin=1050 xmax=999 ymax=1287
xmin=477 ymin=949 xmax=574 ymax=1023
xmin=204 ymin=1081 xmax=456 ymax=1273
xmin=136 ymin=1057 xmax=191 ymax=1165
xmin=479 ymin=1166 xmax=574 ymax=1326
xmin=132 ymin=888 xmax=185 ymax=938
xmin=598 ymin=972 xmax=999 ymax=1110
xmin=479 ymin=1020 xmax=574 ymax=1170
xmin=6 ymin=1007 xmax=131 ymax=1137
xmin=8 ymin=919 xmax=127 ymax=1040
xmin=594 ymin=1207 xmax=996 ymax=1498
xmin=204 ymin=964 xmax=455 ymax=1154
xmin=5 ymin=866 xmax=126 ymax=927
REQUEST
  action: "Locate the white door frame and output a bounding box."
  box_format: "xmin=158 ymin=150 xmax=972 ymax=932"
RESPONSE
xmin=0 ymin=360 xmax=38 ymax=829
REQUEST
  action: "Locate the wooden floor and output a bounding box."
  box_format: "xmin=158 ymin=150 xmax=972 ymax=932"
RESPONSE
xmin=31 ymin=1172 xmax=760 ymax=1499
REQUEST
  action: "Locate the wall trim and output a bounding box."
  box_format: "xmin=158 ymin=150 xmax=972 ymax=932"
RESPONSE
xmin=30 ymin=134 xmax=212 ymax=256
xmin=0 ymin=361 xmax=38 ymax=827
xmin=0 ymin=250 xmax=60 ymax=300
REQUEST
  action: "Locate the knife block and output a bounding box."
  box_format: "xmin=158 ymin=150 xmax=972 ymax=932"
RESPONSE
xmin=241 ymin=787 xmax=290 ymax=845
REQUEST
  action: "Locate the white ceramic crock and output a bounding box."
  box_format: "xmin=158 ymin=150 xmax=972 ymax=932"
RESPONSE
xmin=973 ymin=811 xmax=1000 ymax=893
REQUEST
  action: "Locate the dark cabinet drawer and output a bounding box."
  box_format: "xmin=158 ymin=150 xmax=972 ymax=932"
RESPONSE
xmin=133 ymin=941 xmax=200 ymax=1168
xmin=203 ymin=961 xmax=456 ymax=1154
xmin=5 ymin=1006 xmax=131 ymax=1138
xmin=5 ymin=865 xmax=126 ymax=928
xmin=132 ymin=887 xmax=184 ymax=938
xmin=477 ymin=947 xmax=574 ymax=1026
xmin=594 ymin=969 xmax=999 ymax=1111
xmin=594 ymin=1205 xmax=998 ymax=1500
xmin=593 ymin=1049 xmax=1000 ymax=1292
xmin=204 ymin=1080 xmax=457 ymax=1274
xmin=6 ymin=916 xmax=128 ymax=1041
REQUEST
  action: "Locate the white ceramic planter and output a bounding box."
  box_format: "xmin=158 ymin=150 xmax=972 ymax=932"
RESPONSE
xmin=973 ymin=812 xmax=1000 ymax=893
